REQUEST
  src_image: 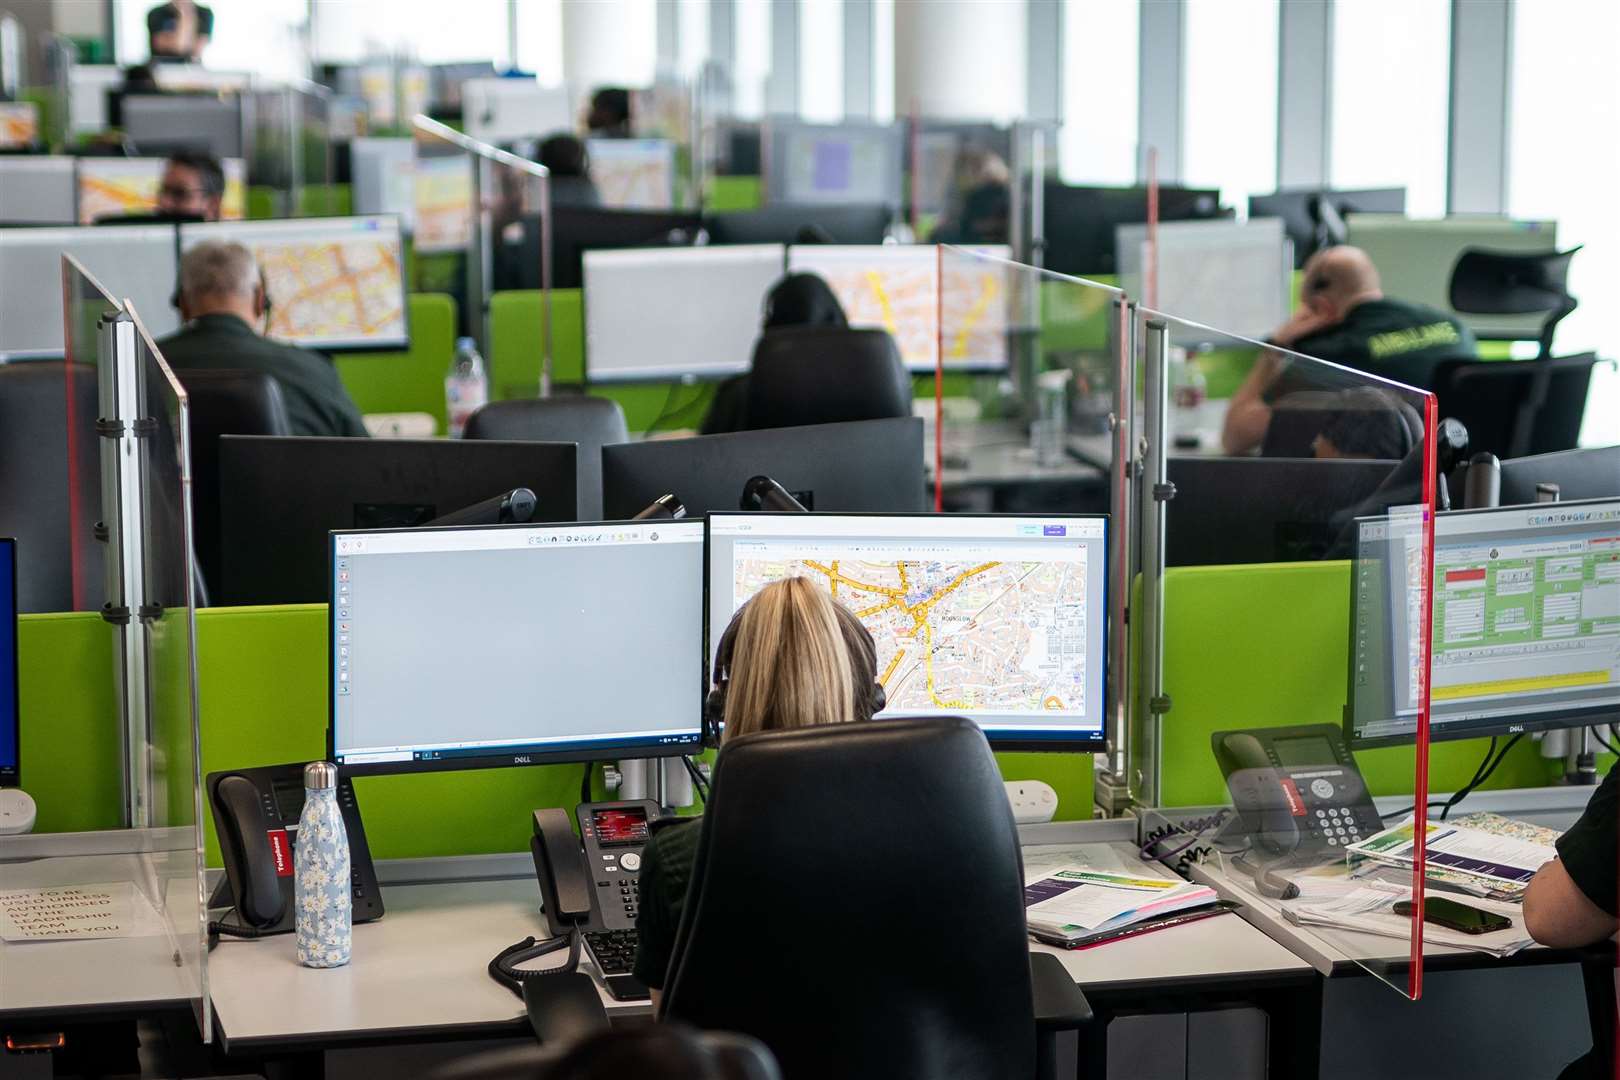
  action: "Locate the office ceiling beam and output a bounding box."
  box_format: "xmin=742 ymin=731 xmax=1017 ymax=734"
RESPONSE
xmin=1137 ymin=0 xmax=1185 ymax=182
xmin=1447 ymin=0 xmax=1512 ymax=214
xmin=1276 ymin=0 xmax=1332 ymax=189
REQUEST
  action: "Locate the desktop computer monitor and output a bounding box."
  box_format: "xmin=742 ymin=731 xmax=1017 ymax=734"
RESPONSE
xmin=0 ymin=225 xmax=179 ymax=359
xmin=601 ymin=417 xmax=926 ymax=520
xmin=1041 ymin=182 xmax=1226 ymax=277
xmin=504 ymin=205 xmax=706 ymax=291
xmin=0 ymin=156 xmax=77 ymax=224
xmin=429 ymin=62 xmax=499 ymax=113
xmin=1500 ymin=447 xmax=1620 ymax=506
xmin=410 ymin=152 xmax=475 ymax=254
xmin=702 ymin=203 xmax=893 ymax=246
xmin=1247 ymin=187 xmax=1406 ymax=268
xmin=583 ymin=245 xmax=785 ymax=383
xmin=218 ymin=436 xmax=579 ymax=606
xmin=120 ymin=93 xmax=244 ymax=158
xmin=705 ymin=512 xmax=1109 ymax=749
xmin=1115 ymin=219 xmax=1291 ymax=344
xmin=1347 ymin=498 xmax=1620 ymax=747
xmin=349 ymin=137 xmax=416 ymax=219
xmin=0 ymin=537 xmax=16 ymax=787
xmin=765 ymin=120 xmax=904 ymax=208
xmin=328 ymin=518 xmax=705 ymax=775
xmin=77 ymin=156 xmax=247 ymax=223
xmin=180 ymin=216 xmax=409 ymax=352
xmin=785 ymin=244 xmax=1012 ymax=373
xmin=585 ymin=138 xmax=678 ymax=210
xmin=462 ymin=78 xmax=572 ymax=145
xmin=0 ymin=102 xmax=40 ymax=150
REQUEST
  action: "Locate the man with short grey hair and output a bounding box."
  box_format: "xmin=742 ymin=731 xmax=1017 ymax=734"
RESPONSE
xmin=160 ymin=240 xmax=368 ymax=437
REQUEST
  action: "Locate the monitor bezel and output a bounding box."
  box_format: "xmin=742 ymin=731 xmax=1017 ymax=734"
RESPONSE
xmin=1 ymin=538 xmax=16 ymax=787
xmin=1345 ymin=497 xmax=1620 ymax=750
xmin=703 ymin=510 xmax=1110 ymax=752
xmin=326 ymin=518 xmax=707 ymax=777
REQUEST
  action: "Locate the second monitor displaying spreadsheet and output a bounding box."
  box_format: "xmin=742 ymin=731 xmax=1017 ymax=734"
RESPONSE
xmin=706 ymin=514 xmax=1108 ymax=748
xmin=1348 ymin=499 xmax=1620 ymax=747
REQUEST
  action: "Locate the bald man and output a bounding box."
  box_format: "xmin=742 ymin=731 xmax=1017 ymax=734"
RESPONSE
xmin=1223 ymin=246 xmax=1476 ymax=454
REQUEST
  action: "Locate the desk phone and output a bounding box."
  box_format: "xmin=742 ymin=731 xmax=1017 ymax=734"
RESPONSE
xmin=1212 ymin=724 xmax=1382 ymax=858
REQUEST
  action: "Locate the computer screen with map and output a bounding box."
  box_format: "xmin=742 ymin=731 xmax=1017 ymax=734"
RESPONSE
xmin=785 ymin=244 xmax=1011 ymax=373
xmin=706 ymin=513 xmax=1108 ymax=748
xmin=180 ymin=215 xmax=409 ymax=352
xmin=1348 ymin=499 xmax=1620 ymax=747
xmin=586 ymin=138 xmax=677 ymax=210
xmin=329 ymin=519 xmax=705 ymax=775
xmin=76 ymin=157 xmax=246 ymax=223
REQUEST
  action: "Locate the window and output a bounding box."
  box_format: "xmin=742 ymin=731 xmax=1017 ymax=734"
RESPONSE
xmin=733 ymin=0 xmax=772 ymax=119
xmin=312 ymin=0 xmax=513 ymax=67
xmin=799 ymin=0 xmax=844 ymax=123
xmin=1182 ymin=0 xmax=1277 ymax=210
xmin=1059 ymin=0 xmax=1137 ymax=184
xmin=1330 ymin=0 xmax=1450 ymax=217
xmin=115 ymin=0 xmax=310 ymax=81
xmin=1510 ymin=0 xmax=1620 ymax=445
xmin=515 ymin=0 xmax=564 ymax=84
xmin=678 ymin=0 xmax=710 ymax=79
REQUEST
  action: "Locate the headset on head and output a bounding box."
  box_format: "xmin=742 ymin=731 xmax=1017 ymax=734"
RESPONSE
xmin=703 ymin=602 xmax=886 ymax=749
xmin=171 ymin=269 xmax=274 ymax=330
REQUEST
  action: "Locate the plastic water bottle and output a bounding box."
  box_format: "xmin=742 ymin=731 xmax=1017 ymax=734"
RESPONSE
xmin=294 ymin=762 xmax=351 ymax=969
xmin=445 ymin=336 xmax=488 ymax=438
xmin=1030 ymin=368 xmax=1073 ymax=467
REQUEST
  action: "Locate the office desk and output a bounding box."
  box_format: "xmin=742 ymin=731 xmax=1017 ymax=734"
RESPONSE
xmin=1067 ymin=398 xmax=1230 ymax=469
xmin=928 ymin=420 xmax=1106 ymax=513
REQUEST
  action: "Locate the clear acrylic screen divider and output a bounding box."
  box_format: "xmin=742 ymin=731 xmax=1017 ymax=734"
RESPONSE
xmin=1135 ymin=305 xmax=1436 ymax=1000
xmin=60 ymin=254 xmax=111 ymax=612
xmin=935 ymin=245 xmax=1133 ymax=774
xmin=0 ymin=272 xmax=208 ymax=1036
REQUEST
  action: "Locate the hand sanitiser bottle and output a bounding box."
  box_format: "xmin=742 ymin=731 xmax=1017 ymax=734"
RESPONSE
xmin=295 ymin=761 xmax=352 ymax=968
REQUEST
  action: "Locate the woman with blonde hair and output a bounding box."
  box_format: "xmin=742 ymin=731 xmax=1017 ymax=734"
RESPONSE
xmin=633 ymin=577 xmax=882 ymax=1002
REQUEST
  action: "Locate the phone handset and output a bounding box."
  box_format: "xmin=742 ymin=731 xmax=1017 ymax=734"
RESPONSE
xmin=1220 ymin=732 xmax=1303 ymax=858
xmin=215 ymin=775 xmax=288 ymax=929
xmin=532 ymin=808 xmax=593 ymax=932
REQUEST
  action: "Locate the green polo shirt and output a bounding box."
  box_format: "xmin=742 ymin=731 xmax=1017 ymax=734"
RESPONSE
xmin=632 ymin=817 xmax=704 ymax=990
xmin=158 ymin=313 xmax=369 ymax=438
xmin=1286 ymin=298 xmax=1477 ymax=392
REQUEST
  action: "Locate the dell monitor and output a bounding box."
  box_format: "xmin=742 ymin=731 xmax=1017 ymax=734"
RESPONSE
xmin=705 ymin=512 xmax=1108 ymax=749
xmin=0 ymin=538 xmax=16 ymax=786
xmin=584 ymin=245 xmax=785 ymax=383
xmin=1040 ymin=182 xmax=1226 ymax=277
xmin=1248 ymin=187 xmax=1406 ymax=269
xmin=1348 ymin=498 xmax=1620 ymax=747
xmin=1499 ymin=446 xmax=1620 ymax=507
xmin=501 ymin=206 xmax=705 ymax=291
xmin=218 ymin=436 xmax=579 ymax=605
xmin=179 ymin=216 xmax=410 ymax=352
xmin=601 ymin=418 xmax=927 ymax=520
xmin=329 ymin=518 xmax=704 ymax=775
xmin=702 ymin=203 xmax=894 ymax=246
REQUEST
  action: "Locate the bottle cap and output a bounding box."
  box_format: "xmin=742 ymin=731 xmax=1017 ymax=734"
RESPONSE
xmin=304 ymin=761 xmax=338 ymax=791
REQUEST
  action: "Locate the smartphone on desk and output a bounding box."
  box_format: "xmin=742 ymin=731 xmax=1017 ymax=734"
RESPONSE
xmin=1392 ymin=896 xmax=1513 ymax=935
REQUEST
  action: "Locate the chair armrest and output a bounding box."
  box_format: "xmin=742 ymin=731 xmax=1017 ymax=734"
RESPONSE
xmin=1030 ymin=952 xmax=1092 ymax=1031
xmin=523 ymin=971 xmax=611 ymax=1045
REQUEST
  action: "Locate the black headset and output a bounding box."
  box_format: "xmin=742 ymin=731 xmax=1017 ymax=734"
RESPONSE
xmin=703 ymin=604 xmax=887 ymax=748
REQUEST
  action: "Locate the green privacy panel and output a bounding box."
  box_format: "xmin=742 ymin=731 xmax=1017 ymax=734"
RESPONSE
xmin=1155 ymin=562 xmax=1573 ymax=808
xmin=16 ymin=613 xmax=122 ymax=834
xmin=334 ymin=292 xmax=457 ymax=432
xmin=297 ymin=184 xmax=352 ymax=218
xmin=489 ymin=289 xmax=585 ymax=396
xmin=706 ymin=177 xmax=763 ymax=213
xmin=246 ymin=186 xmax=279 ymax=221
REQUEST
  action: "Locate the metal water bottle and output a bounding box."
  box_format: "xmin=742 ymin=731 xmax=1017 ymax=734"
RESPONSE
xmin=294 ymin=761 xmax=352 ymax=968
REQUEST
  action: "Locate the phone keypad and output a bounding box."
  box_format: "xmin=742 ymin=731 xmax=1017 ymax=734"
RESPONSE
xmin=1313 ymin=806 xmax=1363 ymax=847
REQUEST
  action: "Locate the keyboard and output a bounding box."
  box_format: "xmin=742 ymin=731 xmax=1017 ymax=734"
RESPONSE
xmin=583 ymin=929 xmax=650 ymax=1001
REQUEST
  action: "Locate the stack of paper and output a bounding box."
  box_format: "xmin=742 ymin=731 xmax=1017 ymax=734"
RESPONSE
xmin=1283 ymin=880 xmax=1534 ymax=958
xmin=1346 ymin=815 xmax=1558 ymax=901
xmin=1024 ymin=866 xmax=1218 ymax=945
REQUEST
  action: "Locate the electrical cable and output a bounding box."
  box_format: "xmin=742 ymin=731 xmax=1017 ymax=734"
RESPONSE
xmin=580 ymin=763 xmax=593 ymax=805
xmin=1438 ymin=733 xmax=1523 ymax=820
xmin=1590 ymin=726 xmax=1620 ymax=758
xmin=681 ymin=755 xmax=710 ymax=803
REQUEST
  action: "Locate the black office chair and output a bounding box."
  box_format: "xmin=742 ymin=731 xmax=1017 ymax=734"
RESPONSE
xmin=174 ymin=369 xmax=293 ymax=604
xmin=463 ymin=397 xmax=629 ymax=520
xmin=660 ymin=717 xmax=1091 ymax=1080
xmin=1448 ymin=247 xmax=1580 ymax=359
xmin=1430 ymin=353 xmax=1603 ymax=460
xmin=0 ymin=359 xmax=102 ymax=613
xmin=743 ymin=327 xmax=913 ymax=432
xmin=1262 ymin=387 xmax=1422 ymax=460
xmin=428 ymin=1026 xmax=781 ymax=1080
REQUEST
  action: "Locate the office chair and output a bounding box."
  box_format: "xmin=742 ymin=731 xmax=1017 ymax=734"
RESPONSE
xmin=743 ymin=327 xmax=913 ymax=432
xmin=0 ymin=359 xmax=102 ymax=613
xmin=1262 ymin=388 xmax=1422 ymax=460
xmin=427 ymin=1027 xmax=781 ymax=1080
xmin=1429 ymin=353 xmax=1602 ymax=460
xmin=1447 ymin=247 xmax=1580 ymax=359
xmin=463 ymin=396 xmax=629 ymax=520
xmin=174 ymin=369 xmax=293 ymax=603
xmin=660 ymin=717 xmax=1092 ymax=1080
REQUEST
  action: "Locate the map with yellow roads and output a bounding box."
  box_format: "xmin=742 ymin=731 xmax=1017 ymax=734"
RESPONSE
xmin=256 ymin=239 xmax=405 ymax=345
xmin=733 ymin=553 xmax=1089 ymax=714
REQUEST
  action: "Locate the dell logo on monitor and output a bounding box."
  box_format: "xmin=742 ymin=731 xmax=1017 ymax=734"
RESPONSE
xmin=513 ymin=755 xmax=533 ymax=764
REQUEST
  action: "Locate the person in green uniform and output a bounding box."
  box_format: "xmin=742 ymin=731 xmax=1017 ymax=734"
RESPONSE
xmin=161 ymin=241 xmax=368 ymax=438
xmin=1223 ymin=245 xmax=1477 ymax=454
xmin=633 ymin=578 xmax=883 ymax=1005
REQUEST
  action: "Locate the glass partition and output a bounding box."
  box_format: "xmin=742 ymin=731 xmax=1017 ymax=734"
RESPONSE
xmin=1135 ymin=304 xmax=1437 ymax=1000
xmin=60 ymin=255 xmax=110 ymax=613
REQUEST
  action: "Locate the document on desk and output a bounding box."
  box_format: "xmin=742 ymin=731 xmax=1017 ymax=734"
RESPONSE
xmin=1346 ymin=816 xmax=1557 ymax=895
xmin=1283 ymin=881 xmax=1533 ymax=958
xmin=1025 ymin=866 xmax=1217 ymax=940
xmin=0 ymin=881 xmax=155 ymax=943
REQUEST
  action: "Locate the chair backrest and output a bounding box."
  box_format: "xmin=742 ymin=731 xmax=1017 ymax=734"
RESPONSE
xmin=1431 ymin=353 xmax=1600 ymax=459
xmin=0 ymin=360 xmax=102 ymax=612
xmin=1262 ymin=388 xmax=1422 ymax=460
xmin=662 ymin=717 xmax=1035 ymax=1080
xmin=462 ymin=397 xmax=629 ymax=520
xmin=1447 ymin=246 xmax=1580 ymax=355
xmin=743 ymin=327 xmax=913 ymax=432
xmin=174 ymin=369 xmax=293 ymax=602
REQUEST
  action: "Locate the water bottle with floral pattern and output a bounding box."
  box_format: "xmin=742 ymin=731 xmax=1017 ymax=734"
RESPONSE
xmin=294 ymin=761 xmax=352 ymax=968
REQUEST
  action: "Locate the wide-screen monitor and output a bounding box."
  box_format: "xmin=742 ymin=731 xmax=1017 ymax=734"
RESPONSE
xmin=0 ymin=537 xmax=16 ymax=786
xmin=1248 ymin=187 xmax=1405 ymax=268
xmin=1041 ymin=182 xmax=1225 ymax=277
xmin=785 ymin=244 xmax=1011 ymax=372
xmin=329 ymin=519 xmax=704 ymax=774
xmin=411 ymin=153 xmax=475 ymax=254
xmin=1116 ymin=219 xmax=1291 ymax=344
xmin=706 ymin=513 xmax=1109 ymax=749
xmin=120 ymin=93 xmax=244 ymax=158
xmin=702 ymin=202 xmax=893 ymax=246
xmin=584 ymin=244 xmax=785 ymax=382
xmin=0 ymin=102 xmax=39 ymax=150
xmin=462 ymin=78 xmax=572 ymax=144
xmin=586 ymin=138 xmax=677 ymax=210
xmin=1348 ymin=499 xmax=1620 ymax=747
xmin=1500 ymin=447 xmax=1620 ymax=507
xmin=349 ymin=137 xmax=416 ymax=219
xmin=180 ymin=215 xmax=409 ymax=351
xmin=0 ymin=156 xmax=77 ymax=224
xmin=766 ymin=121 xmax=903 ymax=208
xmin=0 ymin=225 xmax=179 ymax=358
xmin=77 ymin=156 xmax=247 ymax=223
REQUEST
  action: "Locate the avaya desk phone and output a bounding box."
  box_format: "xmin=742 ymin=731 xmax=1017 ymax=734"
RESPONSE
xmin=1212 ymin=724 xmax=1382 ymax=862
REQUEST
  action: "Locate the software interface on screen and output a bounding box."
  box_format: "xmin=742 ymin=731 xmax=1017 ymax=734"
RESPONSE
xmin=784 ymin=245 xmax=1012 ymax=372
xmin=330 ymin=521 xmax=704 ymax=769
xmin=1 ymin=539 xmax=16 ymax=780
xmin=1350 ymin=500 xmax=1620 ymax=745
xmin=181 ymin=216 xmax=408 ymax=350
xmin=774 ymin=126 xmax=900 ymax=206
xmin=586 ymin=139 xmax=677 ymax=210
xmin=584 ymin=245 xmax=786 ymax=381
xmin=0 ymin=226 xmax=179 ymax=358
xmin=706 ymin=514 xmax=1108 ymax=744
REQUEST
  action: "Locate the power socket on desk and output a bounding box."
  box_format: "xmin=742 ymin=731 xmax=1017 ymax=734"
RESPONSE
xmin=1004 ymin=780 xmax=1058 ymax=824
